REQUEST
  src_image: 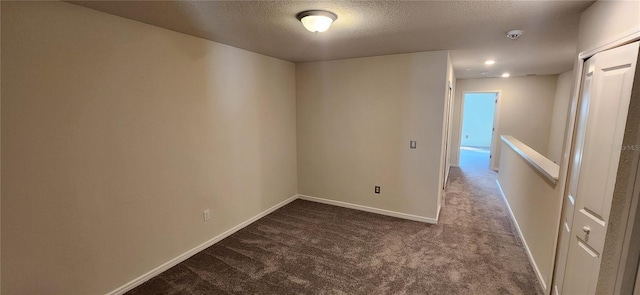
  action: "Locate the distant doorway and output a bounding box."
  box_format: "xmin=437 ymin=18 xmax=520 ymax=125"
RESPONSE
xmin=459 ymin=92 xmax=499 ymax=170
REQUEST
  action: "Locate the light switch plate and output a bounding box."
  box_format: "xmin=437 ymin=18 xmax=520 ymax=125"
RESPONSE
xmin=410 ymin=140 xmax=417 ymax=149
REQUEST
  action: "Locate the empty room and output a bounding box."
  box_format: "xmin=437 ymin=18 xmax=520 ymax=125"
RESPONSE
xmin=2 ymin=1 xmax=640 ymax=294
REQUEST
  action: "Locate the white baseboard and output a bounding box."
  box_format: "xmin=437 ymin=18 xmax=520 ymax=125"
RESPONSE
xmin=107 ymin=195 xmax=298 ymax=295
xmin=496 ymin=180 xmax=547 ymax=292
xmin=297 ymin=194 xmax=438 ymax=224
xmin=109 ymin=193 xmax=438 ymax=294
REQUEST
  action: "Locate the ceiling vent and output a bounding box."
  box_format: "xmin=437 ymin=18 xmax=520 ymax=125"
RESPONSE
xmin=506 ymin=30 xmax=524 ymax=40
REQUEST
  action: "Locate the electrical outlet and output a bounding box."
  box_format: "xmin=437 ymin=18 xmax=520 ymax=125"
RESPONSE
xmin=375 ymin=186 xmax=381 ymax=194
xmin=203 ymin=209 xmax=211 ymax=222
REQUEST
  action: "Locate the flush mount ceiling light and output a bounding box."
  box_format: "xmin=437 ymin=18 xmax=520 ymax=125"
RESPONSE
xmin=485 ymin=60 xmax=495 ymax=65
xmin=502 ymin=73 xmax=511 ymax=78
xmin=506 ymin=30 xmax=524 ymax=40
xmin=297 ymin=10 xmax=337 ymax=33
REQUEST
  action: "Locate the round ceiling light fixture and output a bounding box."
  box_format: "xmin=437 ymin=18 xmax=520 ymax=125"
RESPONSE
xmin=502 ymin=72 xmax=511 ymax=78
xmin=297 ymin=10 xmax=338 ymax=33
xmin=506 ymin=29 xmax=524 ymax=40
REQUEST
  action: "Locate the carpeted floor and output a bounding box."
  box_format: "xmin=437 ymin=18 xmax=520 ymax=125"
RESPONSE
xmin=127 ymin=151 xmax=542 ymax=295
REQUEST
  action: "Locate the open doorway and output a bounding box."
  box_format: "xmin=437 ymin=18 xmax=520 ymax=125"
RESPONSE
xmin=459 ymin=92 xmax=499 ymax=170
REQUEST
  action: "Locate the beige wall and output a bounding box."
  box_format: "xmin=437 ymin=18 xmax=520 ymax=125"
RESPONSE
xmin=497 ymin=142 xmax=561 ymax=292
xmin=450 ymin=76 xmax=558 ymax=167
xmin=1 ymin=2 xmax=297 ymax=294
xmin=577 ymin=1 xmax=640 ymax=54
xmin=296 ymin=51 xmax=449 ymax=220
xmin=547 ymin=71 xmax=574 ymax=164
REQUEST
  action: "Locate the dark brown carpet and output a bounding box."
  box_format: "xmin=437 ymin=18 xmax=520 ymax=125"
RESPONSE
xmin=127 ymin=158 xmax=542 ymax=294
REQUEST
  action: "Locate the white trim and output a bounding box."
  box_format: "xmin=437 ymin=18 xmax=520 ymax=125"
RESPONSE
xmin=500 ymin=135 xmax=559 ymax=184
xmin=107 ymin=195 xmax=299 ymax=295
xmin=297 ymin=194 xmax=438 ymax=224
xmin=109 ymin=193 xmax=440 ymax=294
xmin=496 ymin=180 xmax=547 ymax=292
xmin=580 ymin=30 xmax=640 ymax=60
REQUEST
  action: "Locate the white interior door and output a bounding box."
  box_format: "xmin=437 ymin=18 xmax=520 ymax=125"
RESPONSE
xmin=553 ymin=57 xmax=593 ymax=295
xmin=560 ymin=41 xmax=639 ymax=295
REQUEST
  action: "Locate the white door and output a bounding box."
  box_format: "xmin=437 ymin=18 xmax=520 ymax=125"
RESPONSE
xmin=560 ymin=41 xmax=639 ymax=295
xmin=552 ymin=58 xmax=592 ymax=295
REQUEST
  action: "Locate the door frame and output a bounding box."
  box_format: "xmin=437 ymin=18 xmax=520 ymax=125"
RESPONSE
xmin=442 ymin=81 xmax=454 ymax=189
xmin=551 ymin=30 xmax=640 ymax=295
xmin=458 ymin=90 xmax=502 ymax=171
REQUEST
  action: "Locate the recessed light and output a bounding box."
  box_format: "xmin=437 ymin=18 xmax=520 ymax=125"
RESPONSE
xmin=502 ymin=73 xmax=511 ymax=78
xmin=485 ymin=60 xmax=495 ymax=65
xmin=481 ymin=71 xmax=489 ymax=75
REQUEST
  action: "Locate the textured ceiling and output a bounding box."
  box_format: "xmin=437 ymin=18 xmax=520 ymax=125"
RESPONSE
xmin=69 ymin=1 xmax=594 ymax=79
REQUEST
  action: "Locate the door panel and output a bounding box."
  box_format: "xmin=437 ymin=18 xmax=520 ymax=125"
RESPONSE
xmin=567 ymin=62 xmax=594 ymax=230
xmin=563 ymin=238 xmax=600 ymax=294
xmin=560 ymin=41 xmax=639 ymax=295
xmin=577 ymin=63 xmax=634 ymax=223
xmin=553 ymin=58 xmax=594 ymax=295
xmin=572 ymin=209 xmax=606 ymax=253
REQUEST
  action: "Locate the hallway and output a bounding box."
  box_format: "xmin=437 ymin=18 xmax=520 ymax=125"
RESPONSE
xmin=441 ymin=146 xmax=544 ymax=293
